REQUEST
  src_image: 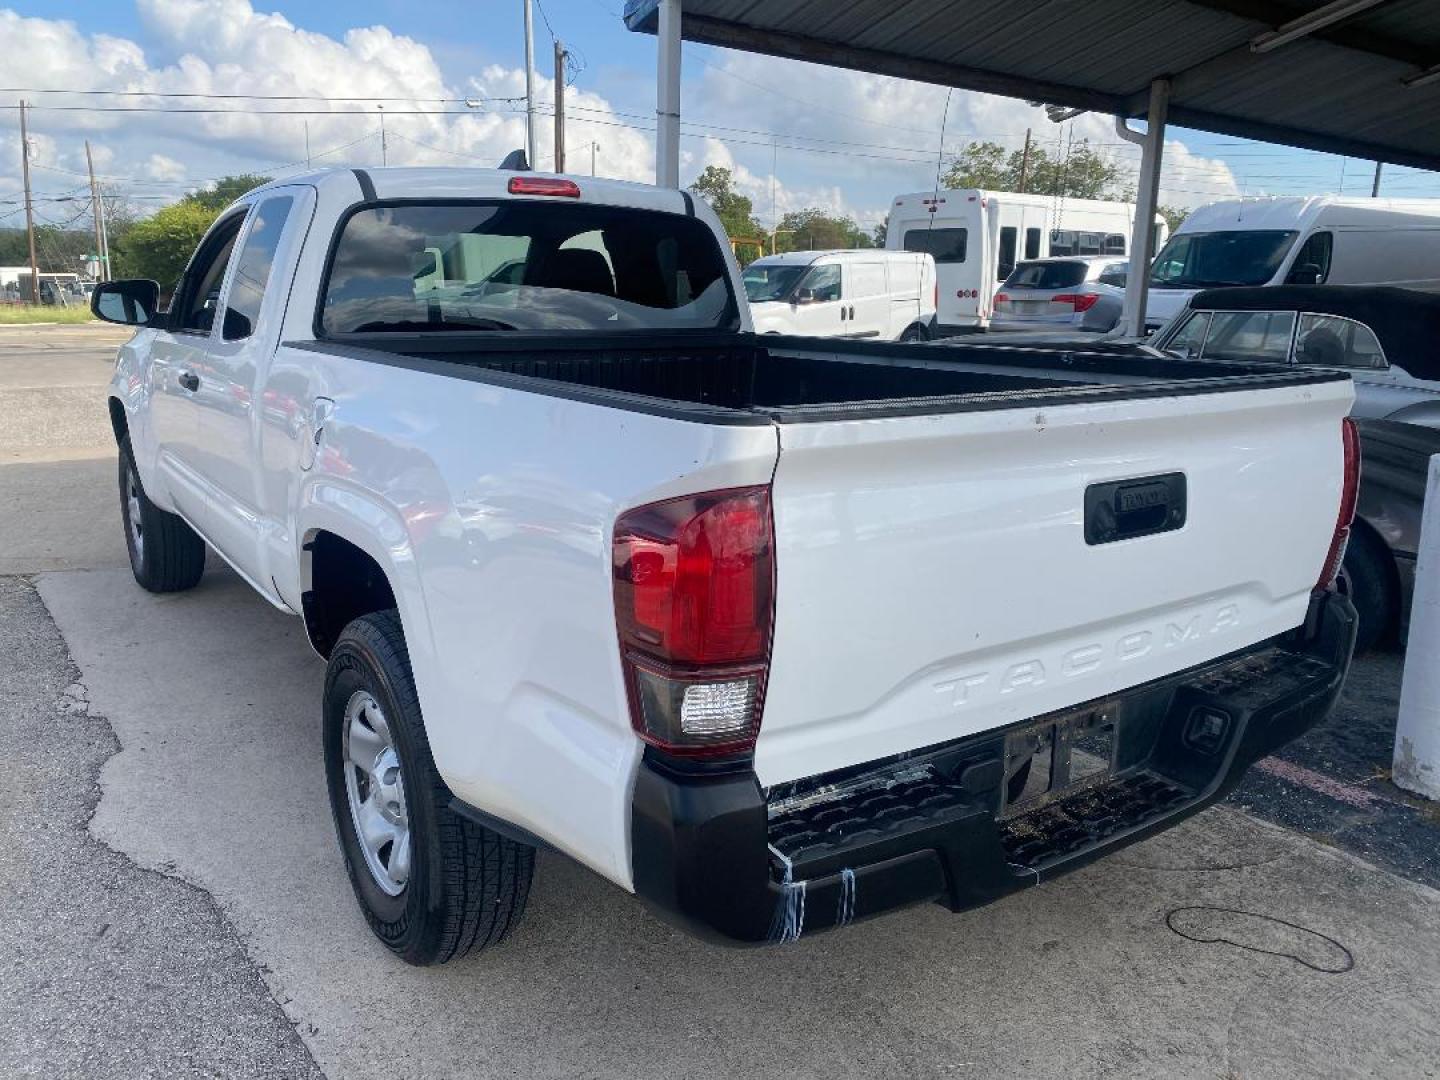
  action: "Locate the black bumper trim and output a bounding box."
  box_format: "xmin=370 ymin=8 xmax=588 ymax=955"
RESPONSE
xmin=629 ymin=592 xmax=1356 ymax=945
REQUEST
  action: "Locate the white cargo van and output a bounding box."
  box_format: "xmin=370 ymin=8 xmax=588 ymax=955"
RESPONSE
xmin=1146 ymin=196 xmax=1440 ymax=331
xmin=743 ymin=249 xmax=937 ymax=340
xmin=886 ymin=188 xmax=1167 ymax=332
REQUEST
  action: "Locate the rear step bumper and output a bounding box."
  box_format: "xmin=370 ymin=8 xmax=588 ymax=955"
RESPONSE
xmin=630 ymin=592 xmax=1356 ymax=945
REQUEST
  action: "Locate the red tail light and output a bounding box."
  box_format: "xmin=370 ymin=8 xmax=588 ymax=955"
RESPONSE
xmin=994 ymin=292 xmax=1011 ymax=307
xmin=933 ymin=279 xmax=939 ymax=311
xmin=507 ymin=176 xmax=581 ymax=198
xmin=1052 ymin=293 xmax=1100 ymax=312
xmin=613 ymin=486 xmax=774 ymax=758
xmin=1316 ymin=417 xmax=1361 ymax=592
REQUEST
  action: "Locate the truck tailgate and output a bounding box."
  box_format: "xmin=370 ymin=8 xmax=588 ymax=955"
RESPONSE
xmin=756 ymin=378 xmax=1354 ymax=786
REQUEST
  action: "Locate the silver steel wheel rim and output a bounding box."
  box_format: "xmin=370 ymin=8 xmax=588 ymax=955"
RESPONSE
xmin=342 ymin=690 xmax=411 ymax=896
xmin=125 ymin=465 xmax=144 ymax=560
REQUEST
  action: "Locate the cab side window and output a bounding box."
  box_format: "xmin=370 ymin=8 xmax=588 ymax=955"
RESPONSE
xmin=1286 ymin=231 xmax=1333 ymax=284
xmin=223 ymin=196 xmax=295 ymax=341
xmin=1165 ymin=311 xmax=1211 ymax=358
xmin=174 ymin=212 xmax=246 ymax=335
xmin=1295 ymin=313 xmax=1388 ymax=370
xmin=801 ymin=263 xmax=842 ymax=303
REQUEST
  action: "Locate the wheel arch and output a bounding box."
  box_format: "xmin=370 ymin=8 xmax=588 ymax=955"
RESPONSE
xmin=301 ymin=526 xmax=406 ymax=659
xmin=108 ymin=396 xmax=129 ymax=446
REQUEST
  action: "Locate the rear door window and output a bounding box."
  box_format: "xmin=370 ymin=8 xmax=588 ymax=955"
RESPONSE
xmin=903 ymin=227 xmax=967 ymax=264
xmin=1097 ymin=262 xmax=1128 ymax=288
xmin=222 ymin=196 xmax=294 ymax=341
xmin=997 ymin=227 xmax=1017 ymax=280
xmin=1024 ymin=227 xmax=1041 ymax=259
xmin=320 ymin=201 xmax=738 ymax=335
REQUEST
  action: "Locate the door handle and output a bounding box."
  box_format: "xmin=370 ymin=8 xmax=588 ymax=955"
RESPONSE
xmin=178 ymin=371 xmax=200 ymax=392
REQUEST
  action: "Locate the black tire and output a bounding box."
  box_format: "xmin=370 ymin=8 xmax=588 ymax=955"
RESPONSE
xmin=900 ymin=323 xmax=928 ymax=343
xmin=323 ymin=610 xmax=534 ymax=965
xmin=118 ymin=435 xmax=206 ymax=592
xmin=1336 ymin=527 xmax=1397 ymax=654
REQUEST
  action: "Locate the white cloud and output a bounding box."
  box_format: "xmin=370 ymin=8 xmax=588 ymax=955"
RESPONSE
xmin=685 ymin=48 xmax=1243 ymax=218
xmin=0 ymin=0 xmax=1242 ymax=235
xmin=0 ymin=0 xmax=660 ymax=208
xmin=144 ymin=154 xmax=186 ymax=181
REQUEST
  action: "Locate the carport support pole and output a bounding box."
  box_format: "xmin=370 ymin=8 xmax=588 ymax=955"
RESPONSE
xmin=1120 ymin=78 xmax=1169 ymax=338
xmin=655 ymin=0 xmax=681 ymax=188
xmin=1394 ymin=454 xmax=1440 ymax=800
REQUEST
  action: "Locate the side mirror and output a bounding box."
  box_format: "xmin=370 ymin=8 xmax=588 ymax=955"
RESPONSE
xmin=91 ymin=279 xmax=160 ymax=326
xmin=1287 ymin=263 xmax=1322 ymax=286
xmin=795 ymin=288 xmax=816 ymax=305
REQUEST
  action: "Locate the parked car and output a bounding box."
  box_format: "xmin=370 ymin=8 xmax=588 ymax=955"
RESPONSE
xmin=743 ymin=249 xmax=936 ymax=340
xmin=886 ymin=187 xmax=1166 ymax=333
xmin=94 ymin=166 xmax=1356 ymax=962
xmin=1341 ymin=419 xmax=1440 ymax=651
xmin=1145 ymin=195 xmax=1440 ymax=331
xmin=1153 ymin=285 xmax=1440 ymax=651
xmin=1152 ymin=286 xmax=1440 ymax=429
xmin=991 ymin=256 xmax=1128 ymax=332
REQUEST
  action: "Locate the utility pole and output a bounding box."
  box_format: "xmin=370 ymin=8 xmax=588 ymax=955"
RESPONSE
xmin=378 ymin=105 xmax=388 ymax=166
xmin=1371 ymin=161 xmax=1384 ymax=197
xmin=18 ymin=99 xmax=40 ymax=304
xmin=590 ymin=142 xmax=598 ymax=176
xmin=523 ymin=0 xmax=538 ymax=168
xmin=305 ymin=120 xmax=312 ymax=168
xmin=1018 ymin=128 xmax=1033 ymax=193
xmin=85 ymin=140 xmax=107 ymax=283
xmin=553 ymin=39 xmax=567 ymax=173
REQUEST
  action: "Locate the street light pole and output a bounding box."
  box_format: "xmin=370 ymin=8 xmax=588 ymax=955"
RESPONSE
xmin=523 ymin=0 xmax=539 ymax=168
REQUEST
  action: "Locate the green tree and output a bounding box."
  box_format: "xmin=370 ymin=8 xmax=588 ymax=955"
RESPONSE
xmin=774 ymin=208 xmax=872 ymax=252
xmin=109 ymin=174 xmax=272 ymax=284
xmin=871 ymin=215 xmax=888 ymax=247
xmin=688 ymin=166 xmax=766 ymax=264
xmin=112 ymin=201 xmax=223 ymax=289
xmin=942 ymin=139 xmax=1125 ymax=199
xmin=1157 ymin=204 xmax=1189 ymax=235
xmin=941 ymin=141 xmax=1010 ymax=190
xmin=185 ymin=174 xmax=273 ymax=212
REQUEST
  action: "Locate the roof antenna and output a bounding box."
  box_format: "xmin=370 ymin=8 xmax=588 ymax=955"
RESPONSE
xmin=499 ymin=148 xmax=531 ymax=171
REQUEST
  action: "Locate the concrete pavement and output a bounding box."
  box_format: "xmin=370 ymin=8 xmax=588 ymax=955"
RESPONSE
xmin=6 ymin=325 xmax=1440 ymax=1078
xmin=36 ymin=562 xmax=1440 ymax=1079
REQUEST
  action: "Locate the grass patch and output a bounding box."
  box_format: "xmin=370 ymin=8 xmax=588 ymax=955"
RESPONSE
xmin=0 ymin=305 xmax=97 ymax=325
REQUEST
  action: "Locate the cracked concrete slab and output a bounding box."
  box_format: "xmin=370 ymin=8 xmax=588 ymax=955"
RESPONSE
xmin=35 ymin=563 xmax=1440 ymax=1080
xmin=0 ymin=576 xmax=321 ymax=1080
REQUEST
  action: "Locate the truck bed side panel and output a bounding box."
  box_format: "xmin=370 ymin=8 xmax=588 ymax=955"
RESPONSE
xmin=757 ymin=380 xmax=1354 ymax=786
xmin=289 ymin=352 xmax=778 ymax=888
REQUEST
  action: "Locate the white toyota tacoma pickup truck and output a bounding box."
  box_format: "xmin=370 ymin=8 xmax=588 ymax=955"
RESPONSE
xmin=94 ymin=167 xmax=1360 ymax=963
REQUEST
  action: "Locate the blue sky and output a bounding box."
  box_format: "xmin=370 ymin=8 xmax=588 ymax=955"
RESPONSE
xmin=4 ymin=0 xmax=1439 ymax=232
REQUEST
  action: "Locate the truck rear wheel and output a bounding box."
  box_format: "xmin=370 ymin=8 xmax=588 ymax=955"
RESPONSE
xmin=1336 ymin=527 xmax=1396 ymax=654
xmin=323 ymin=610 xmax=534 ymax=964
xmin=118 ymin=436 xmax=205 ymax=592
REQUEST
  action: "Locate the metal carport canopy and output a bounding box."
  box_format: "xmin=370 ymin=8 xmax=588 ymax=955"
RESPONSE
xmin=625 ymin=0 xmax=1440 ymax=171
xmin=624 ymin=0 xmax=1440 ymax=334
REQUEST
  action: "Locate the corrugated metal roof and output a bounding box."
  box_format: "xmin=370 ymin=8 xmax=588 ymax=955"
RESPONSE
xmin=625 ymin=0 xmax=1440 ymax=170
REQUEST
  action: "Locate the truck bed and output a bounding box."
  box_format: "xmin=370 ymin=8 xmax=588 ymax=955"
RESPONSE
xmin=301 ymin=333 xmax=1342 ymax=424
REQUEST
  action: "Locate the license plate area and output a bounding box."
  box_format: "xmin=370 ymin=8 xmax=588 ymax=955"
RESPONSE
xmin=1000 ymin=704 xmax=1119 ymax=819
